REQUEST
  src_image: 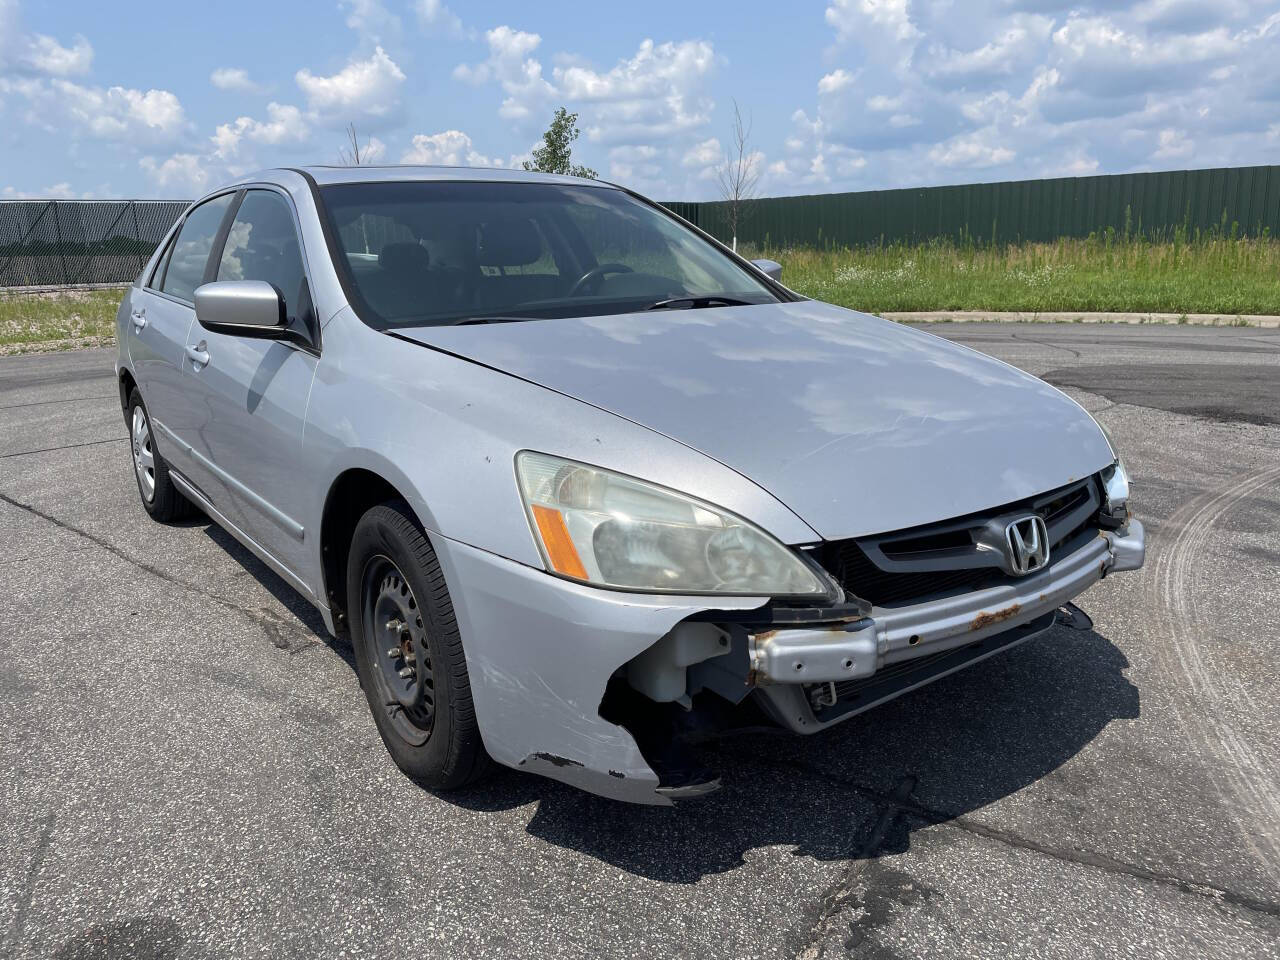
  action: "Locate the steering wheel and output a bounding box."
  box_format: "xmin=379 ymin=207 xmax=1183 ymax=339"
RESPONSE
xmin=567 ymin=262 xmax=633 ymax=297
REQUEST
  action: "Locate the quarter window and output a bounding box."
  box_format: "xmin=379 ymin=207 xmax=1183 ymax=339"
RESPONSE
xmin=217 ymin=190 xmax=308 ymax=321
xmin=159 ymin=193 xmax=234 ymax=303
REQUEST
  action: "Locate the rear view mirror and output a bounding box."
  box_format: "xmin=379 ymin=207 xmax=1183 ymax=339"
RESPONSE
xmin=750 ymin=258 xmax=783 ymax=282
xmin=194 ymin=280 xmax=287 ymax=337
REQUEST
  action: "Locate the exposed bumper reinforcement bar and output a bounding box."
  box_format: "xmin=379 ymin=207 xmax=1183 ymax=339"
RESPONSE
xmin=751 ymin=521 xmax=1144 ymax=686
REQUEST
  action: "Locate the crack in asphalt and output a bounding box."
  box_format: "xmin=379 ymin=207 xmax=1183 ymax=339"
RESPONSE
xmin=0 ymin=435 xmax=127 ymax=459
xmin=4 ymin=813 xmax=54 ymax=956
xmin=1010 ymin=331 xmax=1083 ymax=359
xmin=0 ymin=490 xmax=321 ymax=655
xmin=761 ymin=756 xmax=1280 ymax=921
xmin=0 ymin=393 xmax=116 ymax=410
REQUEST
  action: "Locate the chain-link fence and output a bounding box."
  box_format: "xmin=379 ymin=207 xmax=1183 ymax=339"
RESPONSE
xmin=0 ymin=200 xmax=188 ymax=288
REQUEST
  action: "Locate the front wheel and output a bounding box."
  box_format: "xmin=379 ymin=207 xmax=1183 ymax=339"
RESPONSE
xmin=346 ymin=501 xmax=490 ymax=790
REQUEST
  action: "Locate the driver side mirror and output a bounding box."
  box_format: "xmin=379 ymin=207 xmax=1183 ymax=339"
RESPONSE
xmin=194 ymin=280 xmax=288 ymax=338
xmin=750 ymin=258 xmax=783 ymax=282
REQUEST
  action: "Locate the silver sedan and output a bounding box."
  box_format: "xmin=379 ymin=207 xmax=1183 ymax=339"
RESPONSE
xmin=116 ymin=166 xmax=1143 ymax=804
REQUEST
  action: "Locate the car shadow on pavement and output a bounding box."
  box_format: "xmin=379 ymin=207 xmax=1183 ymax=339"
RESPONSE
xmin=450 ymin=625 xmax=1140 ymax=883
xmin=200 ymin=523 xmax=344 ymax=660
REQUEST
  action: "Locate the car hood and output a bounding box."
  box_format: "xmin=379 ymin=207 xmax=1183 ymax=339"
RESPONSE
xmin=396 ymin=301 xmax=1114 ymax=539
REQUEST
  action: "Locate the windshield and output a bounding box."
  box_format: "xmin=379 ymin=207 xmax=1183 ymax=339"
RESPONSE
xmin=317 ymin=180 xmax=782 ymax=328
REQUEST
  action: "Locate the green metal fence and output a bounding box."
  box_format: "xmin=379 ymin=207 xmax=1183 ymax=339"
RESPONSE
xmin=4 ymin=165 xmax=1279 ymax=288
xmin=664 ymin=164 xmax=1280 ymax=249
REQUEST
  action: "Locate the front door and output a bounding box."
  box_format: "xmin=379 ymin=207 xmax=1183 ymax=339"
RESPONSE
xmin=180 ymin=188 xmax=319 ymax=586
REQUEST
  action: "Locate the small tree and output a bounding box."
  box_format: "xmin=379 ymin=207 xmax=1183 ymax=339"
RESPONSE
xmin=339 ymin=123 xmax=371 ymax=166
xmin=716 ymin=100 xmax=759 ymax=252
xmin=523 ymin=107 xmax=597 ymax=179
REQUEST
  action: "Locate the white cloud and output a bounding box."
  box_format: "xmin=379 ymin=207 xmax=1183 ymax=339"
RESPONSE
xmin=928 ymin=134 xmax=1015 ymax=169
xmin=826 ymin=0 xmax=919 ymax=44
xmin=1 ymin=181 xmax=93 ymax=199
xmin=296 ymin=46 xmax=406 ymax=129
xmin=1 ymin=78 xmax=188 ymax=143
xmin=340 ymin=0 xmax=401 ymax=46
xmin=818 ymin=69 xmax=855 ymax=94
xmin=21 ymin=32 xmax=92 ymax=76
xmin=210 ymin=67 xmax=264 ymax=93
xmin=139 ymin=153 xmax=211 ymax=194
xmin=415 ymin=0 xmax=462 ymax=33
xmin=554 ymin=39 xmax=716 ymax=141
xmin=212 ymin=103 xmax=310 ymax=158
xmin=682 ymin=137 xmax=721 ymax=168
xmin=608 ymin=144 xmax=663 ymax=183
xmin=1153 ymin=127 xmax=1193 ymax=158
xmin=0 ymin=0 xmax=92 ymax=76
xmin=453 ymin=26 xmax=554 ymax=120
xmin=401 ymin=129 xmax=496 ymax=166
xmin=456 ymin=28 xmax=720 ymax=142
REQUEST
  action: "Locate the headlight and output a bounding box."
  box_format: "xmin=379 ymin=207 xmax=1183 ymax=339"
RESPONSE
xmin=515 ymin=452 xmax=830 ymax=597
xmin=1094 ymin=423 xmax=1130 ymax=525
xmin=1100 ymin=459 xmax=1130 ymax=525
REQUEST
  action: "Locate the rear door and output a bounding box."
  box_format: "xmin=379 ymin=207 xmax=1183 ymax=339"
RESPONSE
xmin=127 ymin=192 xmax=236 ymax=479
xmin=180 ymin=187 xmax=320 ymax=584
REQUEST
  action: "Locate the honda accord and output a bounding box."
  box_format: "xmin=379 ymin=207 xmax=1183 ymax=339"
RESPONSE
xmin=116 ymin=166 xmax=1144 ymax=804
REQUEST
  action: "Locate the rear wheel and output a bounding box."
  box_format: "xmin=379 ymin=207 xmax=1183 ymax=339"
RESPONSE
xmin=127 ymin=388 xmax=193 ymax=522
xmin=346 ymin=501 xmax=490 ymax=790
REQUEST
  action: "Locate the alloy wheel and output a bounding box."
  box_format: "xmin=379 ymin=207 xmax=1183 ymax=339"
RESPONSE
xmin=131 ymin=406 xmax=156 ymax=502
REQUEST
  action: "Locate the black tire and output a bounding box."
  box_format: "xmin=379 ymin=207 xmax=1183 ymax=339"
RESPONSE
xmin=346 ymin=501 xmax=491 ymax=790
xmin=126 ymin=387 xmax=194 ymax=522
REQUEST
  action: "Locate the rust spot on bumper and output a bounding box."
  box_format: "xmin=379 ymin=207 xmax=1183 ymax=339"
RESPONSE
xmin=970 ymin=603 xmax=1022 ymax=631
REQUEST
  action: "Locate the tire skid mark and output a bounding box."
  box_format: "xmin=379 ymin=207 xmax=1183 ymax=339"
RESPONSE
xmin=1148 ymin=463 xmax=1280 ymax=879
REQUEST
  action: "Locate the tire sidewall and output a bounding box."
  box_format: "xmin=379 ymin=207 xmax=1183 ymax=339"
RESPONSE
xmin=127 ymin=389 xmax=166 ymax=518
xmin=346 ymin=508 xmax=459 ymax=782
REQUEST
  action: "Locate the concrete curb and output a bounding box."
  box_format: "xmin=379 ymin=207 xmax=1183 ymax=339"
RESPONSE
xmin=882 ymin=311 xmax=1280 ymax=328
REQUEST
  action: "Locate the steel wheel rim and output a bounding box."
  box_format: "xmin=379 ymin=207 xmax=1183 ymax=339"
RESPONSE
xmin=131 ymin=406 xmax=156 ymax=502
xmin=361 ymin=555 xmax=435 ymax=746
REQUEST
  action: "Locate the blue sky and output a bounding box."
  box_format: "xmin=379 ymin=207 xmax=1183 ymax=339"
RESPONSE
xmin=1 ymin=0 xmax=1278 ymax=201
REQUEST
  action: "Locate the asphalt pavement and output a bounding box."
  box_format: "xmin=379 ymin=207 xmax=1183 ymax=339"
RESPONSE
xmin=1 ymin=323 xmax=1278 ymax=959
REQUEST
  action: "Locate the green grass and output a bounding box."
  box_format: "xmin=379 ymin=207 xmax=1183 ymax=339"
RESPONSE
xmin=3 ymin=233 xmax=1279 ymax=354
xmin=763 ymin=235 xmax=1280 ymax=315
xmin=0 ymin=287 xmax=124 ymax=353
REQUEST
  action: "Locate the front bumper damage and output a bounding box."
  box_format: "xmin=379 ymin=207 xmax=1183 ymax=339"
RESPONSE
xmin=751 ymin=521 xmax=1144 ymax=732
xmin=428 ymin=520 xmax=1144 ymax=805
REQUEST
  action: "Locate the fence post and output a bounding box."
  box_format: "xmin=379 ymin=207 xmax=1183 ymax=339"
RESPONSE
xmin=130 ymin=201 xmax=144 ymax=275
xmin=51 ymin=200 xmax=69 ymax=286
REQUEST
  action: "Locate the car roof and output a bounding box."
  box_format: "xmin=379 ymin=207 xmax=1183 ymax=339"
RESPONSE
xmin=244 ymin=165 xmax=619 ymax=189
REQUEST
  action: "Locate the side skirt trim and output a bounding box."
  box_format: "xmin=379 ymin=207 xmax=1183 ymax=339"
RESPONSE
xmin=169 ymin=468 xmax=317 ymax=601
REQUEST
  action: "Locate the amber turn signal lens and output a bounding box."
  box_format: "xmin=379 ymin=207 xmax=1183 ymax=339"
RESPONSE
xmin=530 ymin=504 xmax=589 ymax=580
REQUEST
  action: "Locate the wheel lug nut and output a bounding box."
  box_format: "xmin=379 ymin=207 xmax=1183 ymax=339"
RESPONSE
xmin=387 ymin=647 xmax=401 ymax=658
xmin=386 ymin=618 xmax=404 ymax=631
xmin=397 ymin=667 xmax=414 ymax=678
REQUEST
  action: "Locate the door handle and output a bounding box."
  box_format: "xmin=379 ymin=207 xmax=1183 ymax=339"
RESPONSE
xmin=131 ymin=308 xmax=146 ymax=331
xmin=185 ymin=342 xmax=210 ymax=368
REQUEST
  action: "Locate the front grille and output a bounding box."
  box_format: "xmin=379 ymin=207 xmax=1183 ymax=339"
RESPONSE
xmin=819 ymin=539 xmax=997 ymax=605
xmin=817 ymin=478 xmax=1101 ymax=608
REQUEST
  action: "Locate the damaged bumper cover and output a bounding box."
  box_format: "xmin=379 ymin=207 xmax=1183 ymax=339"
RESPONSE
xmin=428 ymin=521 xmax=1143 ymax=805
xmin=751 ymin=521 xmax=1144 ymax=730
xmin=426 ymin=530 xmax=767 ymax=806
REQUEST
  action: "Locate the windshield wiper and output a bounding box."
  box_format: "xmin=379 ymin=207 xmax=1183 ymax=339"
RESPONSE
xmin=644 ymin=296 xmax=754 ymax=311
xmin=448 ymin=315 xmax=542 ymax=326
